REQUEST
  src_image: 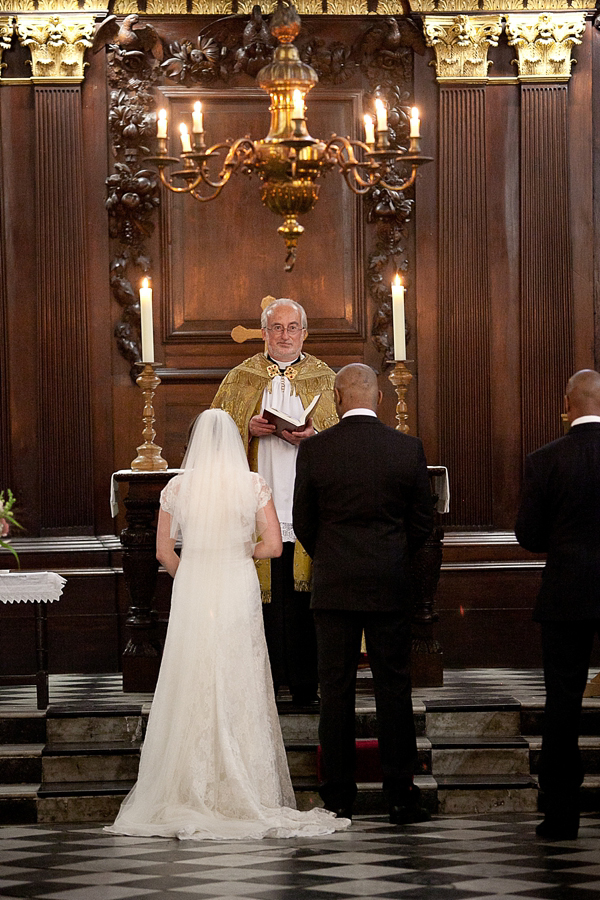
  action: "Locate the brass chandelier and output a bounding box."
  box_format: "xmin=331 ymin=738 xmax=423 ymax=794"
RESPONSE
xmin=146 ymin=1 xmax=432 ymax=271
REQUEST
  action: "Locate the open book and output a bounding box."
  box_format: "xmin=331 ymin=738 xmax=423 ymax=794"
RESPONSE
xmin=263 ymin=394 xmax=321 ymax=439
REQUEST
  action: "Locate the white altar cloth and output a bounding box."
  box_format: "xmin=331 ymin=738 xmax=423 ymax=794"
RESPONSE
xmin=0 ymin=571 xmax=66 ymax=604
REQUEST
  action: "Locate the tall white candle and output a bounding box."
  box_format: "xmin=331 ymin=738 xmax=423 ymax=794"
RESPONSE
xmin=157 ymin=108 xmax=168 ymax=139
xmin=410 ymin=106 xmax=420 ymax=139
xmin=292 ymin=89 xmax=304 ymax=119
xmin=391 ymin=274 xmax=406 ymax=361
xmin=363 ymin=114 xmax=375 ymax=146
xmin=192 ymin=101 xmax=203 ymax=134
xmin=179 ymin=123 xmax=192 ymax=153
xmin=140 ymin=278 xmax=154 ymax=364
xmin=375 ymin=98 xmax=387 ymax=132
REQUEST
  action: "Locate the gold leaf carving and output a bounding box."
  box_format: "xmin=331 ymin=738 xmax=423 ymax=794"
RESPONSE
xmin=506 ymin=12 xmax=586 ymax=81
xmin=147 ymin=0 xmax=188 ymax=12
xmin=191 ymin=0 xmax=234 ymax=11
xmin=424 ymin=14 xmax=502 ymax=81
xmin=113 ymin=0 xmax=141 ymax=13
xmin=295 ymin=0 xmax=325 ymax=13
xmin=326 ymin=0 xmax=368 ymax=12
xmin=0 ymin=18 xmax=13 ymax=54
xmin=36 ymin=0 xmax=79 ymax=8
xmin=16 ymin=14 xmax=94 ymax=81
xmin=405 ymin=0 xmax=437 ymax=10
xmin=436 ymin=0 xmax=482 ymax=10
xmin=376 ymin=0 xmax=417 ymax=11
xmin=237 ymin=0 xmax=277 ymax=10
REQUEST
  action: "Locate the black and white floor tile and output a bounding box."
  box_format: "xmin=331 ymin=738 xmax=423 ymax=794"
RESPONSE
xmin=4 ymin=669 xmax=595 ymax=713
xmin=1 ymin=813 xmax=600 ymax=900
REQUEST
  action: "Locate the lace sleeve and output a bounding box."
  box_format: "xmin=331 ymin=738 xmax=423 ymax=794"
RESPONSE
xmin=160 ymin=475 xmax=182 ymax=515
xmin=252 ymin=473 xmax=272 ymax=511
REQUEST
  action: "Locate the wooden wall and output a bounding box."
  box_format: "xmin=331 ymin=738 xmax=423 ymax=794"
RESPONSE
xmin=1 ymin=6 xmax=599 ymax=674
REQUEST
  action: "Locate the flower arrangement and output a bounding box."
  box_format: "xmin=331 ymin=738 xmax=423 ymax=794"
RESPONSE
xmin=0 ymin=489 xmax=22 ymax=567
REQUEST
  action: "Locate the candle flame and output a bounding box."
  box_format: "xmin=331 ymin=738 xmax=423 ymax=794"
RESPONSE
xmin=393 ymin=273 xmax=402 ymax=288
xmin=179 ymin=123 xmax=189 ymax=136
xmin=194 ymin=100 xmax=202 ymax=114
xmin=411 ymin=106 xmax=419 ymax=119
xmin=375 ymin=98 xmax=384 ymax=114
xmin=158 ymin=108 xmax=167 ymax=121
xmin=142 ymin=278 xmax=149 ymax=289
xmin=364 ymin=114 xmax=373 ymax=126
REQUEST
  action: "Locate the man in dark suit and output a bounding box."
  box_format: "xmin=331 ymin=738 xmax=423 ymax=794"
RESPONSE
xmin=293 ymin=363 xmax=433 ymax=823
xmin=516 ymin=368 xmax=600 ymax=840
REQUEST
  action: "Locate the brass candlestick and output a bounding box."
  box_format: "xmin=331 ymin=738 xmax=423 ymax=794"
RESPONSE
xmin=389 ymin=361 xmax=413 ymax=434
xmin=131 ymin=363 xmax=169 ymax=471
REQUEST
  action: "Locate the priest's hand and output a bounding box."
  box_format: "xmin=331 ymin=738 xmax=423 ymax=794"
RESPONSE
xmin=282 ymin=418 xmax=315 ymax=446
xmin=249 ymin=414 xmax=276 ymax=438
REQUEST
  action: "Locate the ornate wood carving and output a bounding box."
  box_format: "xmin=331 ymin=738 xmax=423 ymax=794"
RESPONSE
xmin=0 ymin=103 xmax=11 ymax=495
xmin=424 ymin=15 xmax=502 ymax=82
xmin=438 ymin=86 xmax=493 ymax=527
xmin=505 ymin=12 xmax=585 ymax=82
xmin=0 ymin=18 xmax=13 ymax=71
xmin=34 ymin=85 xmax=94 ymax=532
xmin=104 ymin=12 xmax=420 ymax=372
xmin=15 ymin=15 xmax=94 ymax=82
xmin=519 ymin=84 xmax=573 ymax=459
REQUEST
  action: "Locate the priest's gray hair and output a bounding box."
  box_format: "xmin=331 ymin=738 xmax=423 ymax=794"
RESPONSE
xmin=261 ymin=298 xmax=307 ymax=331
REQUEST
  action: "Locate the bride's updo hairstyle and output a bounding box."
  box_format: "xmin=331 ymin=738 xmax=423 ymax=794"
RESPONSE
xmin=169 ymin=408 xmax=256 ymax=552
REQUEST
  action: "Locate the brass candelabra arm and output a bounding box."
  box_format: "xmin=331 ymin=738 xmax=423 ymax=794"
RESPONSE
xmin=156 ymin=164 xmax=205 ymax=194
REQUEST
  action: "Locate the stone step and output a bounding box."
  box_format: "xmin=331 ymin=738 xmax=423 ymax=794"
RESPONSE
xmin=430 ymin=737 xmax=530 ymax=776
xmin=436 ymin=774 xmax=539 ymax=815
xmin=46 ymin=711 xmax=145 ymax=744
xmin=0 ymin=744 xmax=44 ymax=783
xmin=425 ymin=703 xmax=521 ymax=738
xmin=41 ymin=742 xmax=141 ymax=783
xmin=0 ymin=714 xmax=46 ymax=745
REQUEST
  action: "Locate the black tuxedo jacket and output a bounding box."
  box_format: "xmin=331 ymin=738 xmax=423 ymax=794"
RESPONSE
xmin=515 ymin=422 xmax=600 ymax=621
xmin=293 ymin=415 xmax=433 ymax=612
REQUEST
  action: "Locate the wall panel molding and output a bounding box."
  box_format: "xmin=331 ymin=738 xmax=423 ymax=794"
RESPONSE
xmin=0 ymin=99 xmax=11 ymax=495
xmin=520 ymin=84 xmax=573 ymax=458
xmin=438 ymin=86 xmax=493 ymax=528
xmin=35 ymin=85 xmax=94 ymax=533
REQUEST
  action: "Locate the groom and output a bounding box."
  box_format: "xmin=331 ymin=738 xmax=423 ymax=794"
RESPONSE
xmin=293 ymin=363 xmax=433 ymax=823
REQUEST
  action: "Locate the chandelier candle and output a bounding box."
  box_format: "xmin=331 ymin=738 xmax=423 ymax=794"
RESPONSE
xmin=192 ymin=101 xmax=203 ymax=134
xmin=157 ymin=109 xmax=168 ymax=139
xmin=375 ymin=99 xmax=387 ymax=132
xmin=410 ymin=107 xmax=421 ymax=139
xmin=139 ymin=279 xmax=154 ymax=364
xmin=179 ymin=124 xmax=192 ymax=153
xmin=363 ymin=115 xmax=375 ymax=147
xmin=292 ymin=90 xmax=304 ymax=119
xmin=391 ymin=274 xmax=406 ymax=361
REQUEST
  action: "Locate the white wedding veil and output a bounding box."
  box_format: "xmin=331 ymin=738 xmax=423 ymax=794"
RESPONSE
xmin=168 ymin=408 xmax=259 ymax=554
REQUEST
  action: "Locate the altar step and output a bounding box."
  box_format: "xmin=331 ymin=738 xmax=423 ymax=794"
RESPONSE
xmin=2 ymin=701 xmax=600 ymax=824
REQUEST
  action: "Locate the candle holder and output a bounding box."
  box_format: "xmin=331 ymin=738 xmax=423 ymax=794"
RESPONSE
xmin=131 ymin=363 xmax=169 ymax=471
xmin=389 ymin=361 xmax=413 ymax=434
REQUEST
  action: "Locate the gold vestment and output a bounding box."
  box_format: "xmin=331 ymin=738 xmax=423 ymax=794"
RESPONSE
xmin=211 ymin=352 xmax=338 ymax=600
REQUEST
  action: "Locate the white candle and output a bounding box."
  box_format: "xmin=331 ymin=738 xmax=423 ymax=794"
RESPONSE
xmin=391 ymin=274 xmax=406 ymax=361
xmin=292 ymin=89 xmax=304 ymax=119
xmin=140 ymin=278 xmax=154 ymax=364
xmin=363 ymin=114 xmax=375 ymax=146
xmin=192 ymin=101 xmax=203 ymax=134
xmin=179 ymin=123 xmax=192 ymax=153
xmin=375 ymin=98 xmax=387 ymax=132
xmin=410 ymin=106 xmax=420 ymax=139
xmin=157 ymin=108 xmax=167 ymax=139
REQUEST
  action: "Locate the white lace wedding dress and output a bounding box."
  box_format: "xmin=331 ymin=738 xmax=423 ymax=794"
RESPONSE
xmin=106 ymin=470 xmax=346 ymax=841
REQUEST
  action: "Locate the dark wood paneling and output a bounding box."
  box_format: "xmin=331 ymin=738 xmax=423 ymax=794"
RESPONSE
xmin=520 ymin=85 xmax=574 ymax=458
xmin=438 ymin=86 xmax=493 ymax=528
xmin=0 ymin=94 xmax=10 ymax=496
xmin=34 ymin=86 xmax=94 ymax=534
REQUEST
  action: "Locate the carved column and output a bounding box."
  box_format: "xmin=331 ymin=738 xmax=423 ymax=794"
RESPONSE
xmin=506 ymin=13 xmax=584 ymax=456
xmin=0 ymin=19 xmax=14 ymax=493
xmin=16 ymin=16 xmax=95 ymax=532
xmin=424 ymin=16 xmax=501 ymax=527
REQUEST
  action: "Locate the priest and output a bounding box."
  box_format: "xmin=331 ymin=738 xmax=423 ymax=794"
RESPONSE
xmin=211 ymin=298 xmax=337 ymax=706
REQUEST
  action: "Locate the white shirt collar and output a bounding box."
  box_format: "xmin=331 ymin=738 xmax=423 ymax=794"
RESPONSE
xmin=571 ymin=415 xmax=600 ymax=427
xmin=342 ymin=408 xmax=377 ymax=419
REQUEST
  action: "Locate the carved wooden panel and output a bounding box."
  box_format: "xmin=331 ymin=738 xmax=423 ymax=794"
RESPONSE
xmin=0 ymin=104 xmax=11 ymax=495
xmin=158 ymin=87 xmax=364 ymax=345
xmin=520 ymin=85 xmax=574 ymax=459
xmin=35 ymin=86 xmax=94 ymax=533
xmin=438 ymin=86 xmax=493 ymax=528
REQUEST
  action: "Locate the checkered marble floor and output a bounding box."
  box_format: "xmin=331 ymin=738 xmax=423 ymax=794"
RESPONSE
xmin=4 ymin=669 xmax=595 ymax=713
xmin=1 ymin=813 xmax=600 ymax=900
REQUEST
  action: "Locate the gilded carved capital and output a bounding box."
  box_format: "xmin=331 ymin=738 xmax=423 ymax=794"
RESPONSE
xmin=0 ymin=18 xmax=14 ymax=71
xmin=505 ymin=12 xmax=585 ymax=81
xmin=424 ymin=15 xmax=502 ymax=82
xmin=16 ymin=14 xmax=94 ymax=82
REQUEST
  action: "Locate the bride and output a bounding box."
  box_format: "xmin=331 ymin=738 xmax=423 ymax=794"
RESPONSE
xmin=106 ymin=408 xmax=349 ymax=841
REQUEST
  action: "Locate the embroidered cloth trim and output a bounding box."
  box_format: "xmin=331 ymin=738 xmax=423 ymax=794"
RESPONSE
xmin=0 ymin=571 xmax=67 ymax=604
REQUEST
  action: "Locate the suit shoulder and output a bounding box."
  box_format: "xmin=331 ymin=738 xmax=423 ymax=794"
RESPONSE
xmin=526 ymin=433 xmax=572 ymax=465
